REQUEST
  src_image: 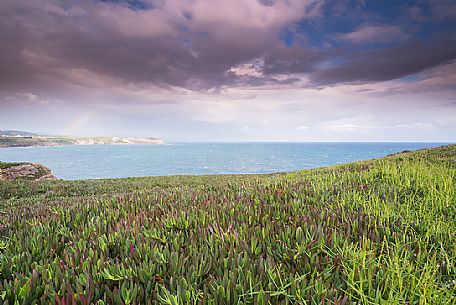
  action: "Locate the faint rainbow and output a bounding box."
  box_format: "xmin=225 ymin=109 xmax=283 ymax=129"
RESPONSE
xmin=63 ymin=112 xmax=92 ymax=135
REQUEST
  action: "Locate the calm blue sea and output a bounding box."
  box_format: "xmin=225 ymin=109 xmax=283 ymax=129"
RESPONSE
xmin=0 ymin=143 xmax=450 ymax=180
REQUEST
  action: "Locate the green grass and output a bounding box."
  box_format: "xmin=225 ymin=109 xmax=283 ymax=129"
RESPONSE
xmin=0 ymin=137 xmax=74 ymax=148
xmin=0 ymin=145 xmax=455 ymax=304
xmin=0 ymin=162 xmax=25 ymax=169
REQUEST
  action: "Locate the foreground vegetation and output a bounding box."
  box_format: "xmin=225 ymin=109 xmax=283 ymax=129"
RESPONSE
xmin=0 ymin=145 xmax=455 ymax=304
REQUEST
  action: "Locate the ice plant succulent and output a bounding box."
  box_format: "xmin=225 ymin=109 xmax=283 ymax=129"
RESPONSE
xmin=0 ymin=145 xmax=455 ymax=304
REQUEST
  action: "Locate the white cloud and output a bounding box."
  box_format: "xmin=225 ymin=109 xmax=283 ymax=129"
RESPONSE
xmin=325 ymin=122 xmax=435 ymax=132
xmin=228 ymin=58 xmax=264 ymax=78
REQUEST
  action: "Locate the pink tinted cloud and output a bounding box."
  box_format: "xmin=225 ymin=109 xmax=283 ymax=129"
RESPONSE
xmin=336 ymin=25 xmax=407 ymax=44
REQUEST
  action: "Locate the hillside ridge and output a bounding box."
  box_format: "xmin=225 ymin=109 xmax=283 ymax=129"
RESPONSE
xmin=0 ymin=130 xmax=164 ymax=147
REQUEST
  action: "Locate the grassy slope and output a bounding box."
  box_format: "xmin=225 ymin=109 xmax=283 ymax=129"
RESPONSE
xmin=0 ymin=137 xmax=75 ymax=148
xmin=0 ymin=145 xmax=455 ymax=304
xmin=0 ymin=162 xmax=25 ymax=169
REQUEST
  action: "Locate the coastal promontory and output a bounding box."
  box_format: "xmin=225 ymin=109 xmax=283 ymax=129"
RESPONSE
xmin=0 ymin=130 xmax=164 ymax=148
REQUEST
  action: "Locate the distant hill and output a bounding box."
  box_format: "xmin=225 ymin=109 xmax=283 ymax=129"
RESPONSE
xmin=0 ymin=130 xmax=164 ymax=148
xmin=0 ymin=130 xmax=39 ymax=137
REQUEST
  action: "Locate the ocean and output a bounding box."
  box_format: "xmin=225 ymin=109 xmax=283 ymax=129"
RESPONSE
xmin=0 ymin=142 xmax=449 ymax=180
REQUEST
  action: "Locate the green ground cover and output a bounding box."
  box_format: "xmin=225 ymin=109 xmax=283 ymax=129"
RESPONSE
xmin=0 ymin=162 xmax=25 ymax=169
xmin=0 ymin=145 xmax=455 ymax=304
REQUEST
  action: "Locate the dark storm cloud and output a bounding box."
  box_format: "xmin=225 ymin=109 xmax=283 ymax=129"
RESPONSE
xmin=0 ymin=0 xmax=456 ymax=101
xmin=311 ymin=39 xmax=456 ymax=85
xmin=0 ymin=0 xmax=208 ymax=91
xmin=430 ymin=0 xmax=456 ymax=21
xmin=0 ymin=0 xmax=323 ymax=97
xmin=262 ymin=46 xmax=329 ymax=75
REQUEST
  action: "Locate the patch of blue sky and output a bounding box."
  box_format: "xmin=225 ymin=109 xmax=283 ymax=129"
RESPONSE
xmin=98 ymin=0 xmax=152 ymax=10
xmin=398 ymin=74 xmax=422 ymax=82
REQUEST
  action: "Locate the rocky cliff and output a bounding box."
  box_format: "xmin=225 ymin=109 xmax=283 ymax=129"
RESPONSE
xmin=0 ymin=162 xmax=56 ymax=181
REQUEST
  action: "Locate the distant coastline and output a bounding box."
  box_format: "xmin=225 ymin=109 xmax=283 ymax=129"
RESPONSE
xmin=0 ymin=130 xmax=164 ymax=148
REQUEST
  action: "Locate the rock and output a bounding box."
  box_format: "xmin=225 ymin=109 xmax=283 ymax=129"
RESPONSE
xmin=0 ymin=163 xmax=56 ymax=181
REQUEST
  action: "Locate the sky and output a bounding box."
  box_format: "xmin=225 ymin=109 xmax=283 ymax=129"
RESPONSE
xmin=0 ymin=0 xmax=455 ymax=142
